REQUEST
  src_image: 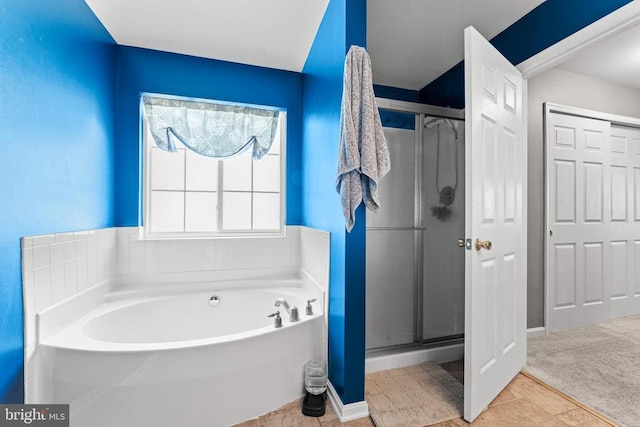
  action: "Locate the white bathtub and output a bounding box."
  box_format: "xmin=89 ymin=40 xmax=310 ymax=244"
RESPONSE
xmin=36 ymin=281 xmax=324 ymax=427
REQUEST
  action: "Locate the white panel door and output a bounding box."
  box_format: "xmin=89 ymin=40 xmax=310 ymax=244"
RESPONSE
xmin=546 ymin=113 xmax=611 ymax=331
xmin=463 ymin=26 xmax=526 ymax=422
xmin=609 ymin=125 xmax=640 ymax=317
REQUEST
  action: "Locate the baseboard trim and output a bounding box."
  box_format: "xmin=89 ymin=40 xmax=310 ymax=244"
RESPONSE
xmin=527 ymin=327 xmax=546 ymax=338
xmin=326 ymin=381 xmax=369 ymax=422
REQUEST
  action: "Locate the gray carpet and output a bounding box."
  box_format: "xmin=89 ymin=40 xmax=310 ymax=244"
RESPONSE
xmin=526 ymin=315 xmax=640 ymax=427
xmin=366 ymin=362 xmax=463 ymax=427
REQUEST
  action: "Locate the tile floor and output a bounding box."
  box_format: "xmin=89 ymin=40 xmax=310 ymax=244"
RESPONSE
xmin=235 ymin=360 xmax=615 ymax=426
xmin=233 ymin=396 xmax=375 ymax=426
xmin=434 ymin=360 xmax=614 ymax=427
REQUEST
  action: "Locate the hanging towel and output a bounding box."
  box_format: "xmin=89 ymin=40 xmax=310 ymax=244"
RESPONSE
xmin=336 ymin=45 xmax=391 ymax=232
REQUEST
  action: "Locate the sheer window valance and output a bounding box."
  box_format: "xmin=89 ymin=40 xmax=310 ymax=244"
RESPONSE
xmin=142 ymin=96 xmax=280 ymax=160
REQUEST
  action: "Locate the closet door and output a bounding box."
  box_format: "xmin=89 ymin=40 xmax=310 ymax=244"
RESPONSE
xmin=546 ymin=112 xmax=612 ymax=331
xmin=609 ymin=125 xmax=640 ymax=318
xmin=464 ymin=26 xmax=527 ymax=422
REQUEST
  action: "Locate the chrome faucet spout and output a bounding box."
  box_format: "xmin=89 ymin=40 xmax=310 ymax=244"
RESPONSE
xmin=275 ymin=298 xmax=299 ymax=322
xmin=274 ymin=298 xmax=291 ymax=314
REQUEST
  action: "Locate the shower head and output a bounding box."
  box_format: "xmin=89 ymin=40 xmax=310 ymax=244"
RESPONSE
xmin=424 ymin=117 xmax=450 ymax=129
xmin=425 ymin=117 xmax=458 ymax=140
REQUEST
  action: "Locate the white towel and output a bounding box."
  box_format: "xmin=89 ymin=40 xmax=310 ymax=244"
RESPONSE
xmin=336 ymin=45 xmax=390 ymax=232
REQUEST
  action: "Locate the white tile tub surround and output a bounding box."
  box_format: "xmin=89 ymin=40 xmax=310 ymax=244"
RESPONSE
xmin=22 ymin=225 xmax=330 ymax=404
xmin=116 ymin=226 xmax=302 ymax=283
xmin=21 ymin=228 xmax=118 ymax=401
xmin=299 ymin=226 xmax=331 ymax=405
xmin=299 ymin=226 xmax=330 ymax=292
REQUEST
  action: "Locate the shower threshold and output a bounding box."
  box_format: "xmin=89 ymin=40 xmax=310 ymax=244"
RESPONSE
xmin=365 ymin=336 xmax=464 ymax=374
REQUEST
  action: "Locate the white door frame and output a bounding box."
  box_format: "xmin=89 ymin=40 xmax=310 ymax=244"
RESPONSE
xmin=545 ymin=103 xmax=640 ymax=128
xmin=544 ymin=103 xmax=640 ymax=332
xmin=517 ymin=1 xmax=640 ymax=80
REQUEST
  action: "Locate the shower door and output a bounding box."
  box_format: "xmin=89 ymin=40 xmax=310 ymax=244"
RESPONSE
xmin=365 ymin=114 xmax=420 ymax=350
xmin=422 ymin=117 xmax=465 ymax=342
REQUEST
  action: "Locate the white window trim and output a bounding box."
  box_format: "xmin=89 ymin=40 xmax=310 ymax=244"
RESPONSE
xmin=141 ymin=101 xmax=287 ymax=239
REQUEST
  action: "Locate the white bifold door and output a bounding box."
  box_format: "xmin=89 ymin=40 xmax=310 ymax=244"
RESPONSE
xmin=463 ymin=26 xmax=527 ymax=422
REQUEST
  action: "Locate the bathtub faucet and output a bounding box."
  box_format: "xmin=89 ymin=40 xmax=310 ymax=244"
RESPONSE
xmin=274 ymin=298 xmax=299 ymax=322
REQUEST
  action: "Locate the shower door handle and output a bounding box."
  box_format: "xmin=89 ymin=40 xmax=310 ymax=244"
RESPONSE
xmin=475 ymin=239 xmax=492 ymax=251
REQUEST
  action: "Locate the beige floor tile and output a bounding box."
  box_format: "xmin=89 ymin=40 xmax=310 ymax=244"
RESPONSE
xmin=505 ymin=376 xmax=577 ymax=415
xmin=469 ymin=398 xmax=568 ymax=427
xmin=487 ymin=389 xmax=518 ymax=407
xmin=232 ymin=418 xmax=260 ymax=427
xmin=258 ymin=405 xmax=321 ymax=427
xmin=280 ymin=397 xmax=304 ymax=411
xmin=251 ymin=368 xmax=601 ymax=427
xmin=555 ymin=408 xmax=612 ymax=427
xmin=317 ymin=400 xmax=338 ymax=423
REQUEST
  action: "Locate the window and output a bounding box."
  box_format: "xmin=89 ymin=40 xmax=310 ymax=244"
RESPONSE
xmin=142 ymin=95 xmax=285 ymax=237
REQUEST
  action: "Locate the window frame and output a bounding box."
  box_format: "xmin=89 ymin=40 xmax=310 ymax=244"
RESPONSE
xmin=140 ymin=94 xmax=287 ymax=239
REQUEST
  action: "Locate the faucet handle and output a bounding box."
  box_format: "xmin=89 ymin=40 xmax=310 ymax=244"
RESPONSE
xmin=306 ymin=299 xmax=317 ymax=315
xmin=268 ymin=311 xmax=282 ymax=328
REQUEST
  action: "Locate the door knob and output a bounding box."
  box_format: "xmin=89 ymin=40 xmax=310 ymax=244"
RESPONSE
xmin=475 ymin=239 xmax=492 ymax=251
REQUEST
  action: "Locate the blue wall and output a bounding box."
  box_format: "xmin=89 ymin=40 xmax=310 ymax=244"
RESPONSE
xmin=373 ymin=84 xmax=419 ymax=103
xmin=374 ymin=85 xmax=418 ymax=130
xmin=420 ymin=0 xmax=633 ymax=108
xmin=0 ymin=0 xmax=116 ymax=402
xmin=301 ymin=0 xmax=367 ymax=404
xmin=2 ymin=0 xmax=632 ymax=408
xmin=114 ymin=47 xmax=303 ymax=226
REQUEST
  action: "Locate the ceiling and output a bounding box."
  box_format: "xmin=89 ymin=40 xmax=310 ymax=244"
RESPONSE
xmin=84 ymin=0 xmax=639 ymax=92
xmin=555 ymin=22 xmax=640 ymax=89
xmin=366 ymin=0 xmax=545 ymax=90
xmin=83 ymin=0 xmax=329 ymax=72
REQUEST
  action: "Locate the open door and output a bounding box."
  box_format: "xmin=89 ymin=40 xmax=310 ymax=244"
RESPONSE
xmin=463 ymin=26 xmax=527 ymax=422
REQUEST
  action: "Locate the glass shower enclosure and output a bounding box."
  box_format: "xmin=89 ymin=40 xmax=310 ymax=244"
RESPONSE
xmin=365 ymin=98 xmax=465 ymax=354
